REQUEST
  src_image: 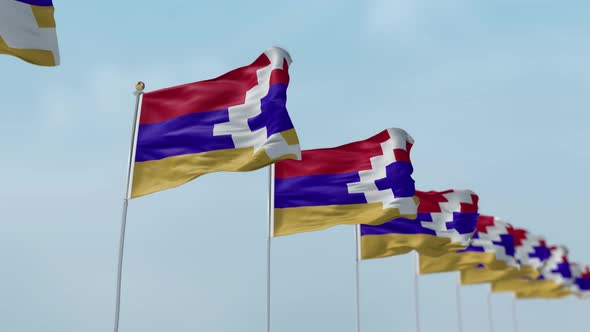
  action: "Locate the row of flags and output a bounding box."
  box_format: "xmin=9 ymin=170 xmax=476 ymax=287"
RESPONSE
xmin=2 ymin=2 xmax=586 ymax=300
xmin=128 ymin=47 xmax=590 ymax=300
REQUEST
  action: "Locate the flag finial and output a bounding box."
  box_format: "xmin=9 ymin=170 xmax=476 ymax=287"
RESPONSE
xmin=135 ymin=81 xmax=145 ymax=92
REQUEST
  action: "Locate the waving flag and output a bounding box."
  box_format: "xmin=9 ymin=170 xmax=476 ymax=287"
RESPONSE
xmin=419 ymin=215 xmax=517 ymax=274
xmin=273 ymin=128 xmax=418 ymax=236
xmin=492 ymin=231 xmax=552 ymax=292
xmin=460 ymin=227 xmax=546 ymax=284
xmin=509 ymin=229 xmax=551 ymax=274
xmin=514 ymin=245 xmax=573 ymax=299
xmin=360 ymin=189 xmax=479 ymax=259
xmin=0 ymin=0 xmax=59 ymax=66
xmin=131 ymin=47 xmax=301 ymax=198
xmin=570 ymin=263 xmax=590 ymax=299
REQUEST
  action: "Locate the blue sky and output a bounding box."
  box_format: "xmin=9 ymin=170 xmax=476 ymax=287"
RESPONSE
xmin=1 ymin=0 xmax=589 ymax=331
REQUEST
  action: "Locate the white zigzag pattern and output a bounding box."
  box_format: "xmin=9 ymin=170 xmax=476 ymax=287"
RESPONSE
xmin=420 ymin=190 xmax=476 ymax=245
xmin=346 ymin=128 xmax=416 ymax=214
xmin=213 ymin=47 xmax=301 ymax=160
xmin=470 ymin=217 xmax=519 ymax=267
xmin=540 ymin=246 xmax=572 ymax=287
xmin=569 ymin=264 xmax=590 ymax=298
xmin=515 ymin=233 xmax=546 ymax=270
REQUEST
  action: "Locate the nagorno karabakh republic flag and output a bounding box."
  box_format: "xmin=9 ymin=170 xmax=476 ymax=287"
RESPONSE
xmin=131 ymin=47 xmax=301 ymax=198
xmin=359 ymin=189 xmax=479 ymax=259
xmin=0 ymin=0 xmax=59 ymax=66
xmin=513 ymin=245 xmax=574 ymax=299
xmin=460 ymin=227 xmax=546 ymax=284
xmin=273 ymin=128 xmax=418 ymax=236
xmin=491 ymin=233 xmax=551 ymax=293
xmin=419 ymin=215 xmax=518 ymax=275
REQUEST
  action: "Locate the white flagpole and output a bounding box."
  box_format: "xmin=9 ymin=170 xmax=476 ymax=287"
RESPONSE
xmin=354 ymin=225 xmax=361 ymax=332
xmin=113 ymin=81 xmax=144 ymax=332
xmin=511 ymin=295 xmax=518 ymax=332
xmin=456 ymin=274 xmax=463 ymax=332
xmin=266 ymin=164 xmax=275 ymax=332
xmin=413 ymin=252 xmax=421 ymax=332
xmin=487 ymin=287 xmax=494 ymax=332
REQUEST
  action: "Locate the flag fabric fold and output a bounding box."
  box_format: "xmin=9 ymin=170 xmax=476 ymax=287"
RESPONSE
xmin=570 ymin=263 xmax=590 ymax=299
xmin=419 ymin=215 xmax=517 ymax=275
xmin=360 ymin=189 xmax=479 ymax=259
xmin=491 ymin=231 xmax=552 ymax=292
xmin=460 ymin=227 xmax=547 ymax=284
xmin=0 ymin=0 xmax=59 ymax=66
xmin=273 ymin=128 xmax=418 ymax=236
xmin=512 ymin=245 xmax=573 ymax=299
xmin=131 ymin=47 xmax=301 ymax=198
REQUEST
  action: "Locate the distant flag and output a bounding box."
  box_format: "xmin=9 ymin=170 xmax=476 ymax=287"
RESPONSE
xmin=273 ymin=128 xmax=418 ymax=236
xmin=0 ymin=0 xmax=59 ymax=66
xmin=515 ymin=245 xmax=573 ymax=299
xmin=492 ymin=231 xmax=552 ymax=292
xmin=570 ymin=263 xmax=590 ymax=299
xmin=131 ymin=47 xmax=301 ymax=198
xmin=419 ymin=215 xmax=517 ymax=275
xmin=359 ymin=189 xmax=479 ymax=259
xmin=460 ymin=227 xmax=546 ymax=284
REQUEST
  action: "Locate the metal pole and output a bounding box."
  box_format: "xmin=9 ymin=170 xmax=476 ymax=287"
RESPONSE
xmin=113 ymin=82 xmax=144 ymax=332
xmin=413 ymin=252 xmax=421 ymax=332
xmin=456 ymin=274 xmax=463 ymax=332
xmin=354 ymin=225 xmax=361 ymax=332
xmin=266 ymin=164 xmax=275 ymax=332
xmin=487 ymin=287 xmax=494 ymax=332
xmin=512 ymin=295 xmax=518 ymax=332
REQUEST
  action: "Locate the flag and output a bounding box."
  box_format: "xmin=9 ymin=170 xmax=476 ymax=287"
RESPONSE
xmin=131 ymin=47 xmax=301 ymax=198
xmin=359 ymin=189 xmax=479 ymax=259
xmin=419 ymin=215 xmax=517 ymax=274
xmin=460 ymin=227 xmax=547 ymax=284
xmin=273 ymin=128 xmax=418 ymax=236
xmin=0 ymin=0 xmax=59 ymax=66
xmin=491 ymin=231 xmax=552 ymax=292
xmin=513 ymin=246 xmax=573 ymax=299
xmin=570 ymin=263 xmax=590 ymax=299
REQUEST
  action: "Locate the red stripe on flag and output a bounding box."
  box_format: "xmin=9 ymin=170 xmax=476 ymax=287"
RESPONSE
xmin=139 ymin=53 xmax=272 ymax=125
xmin=269 ymin=58 xmax=290 ymax=85
xmin=509 ymin=228 xmax=529 ymax=247
xmin=460 ymin=194 xmax=479 ymax=213
xmin=275 ymin=130 xmax=394 ymax=178
xmin=476 ymin=215 xmax=496 ymax=233
xmin=416 ymin=191 xmax=449 ymax=213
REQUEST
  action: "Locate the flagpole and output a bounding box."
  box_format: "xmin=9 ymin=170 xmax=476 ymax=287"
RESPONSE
xmin=113 ymin=81 xmax=144 ymax=332
xmin=487 ymin=286 xmax=494 ymax=332
xmin=511 ymin=295 xmax=518 ymax=332
xmin=456 ymin=274 xmax=463 ymax=332
xmin=413 ymin=252 xmax=421 ymax=332
xmin=266 ymin=164 xmax=275 ymax=332
xmin=354 ymin=225 xmax=361 ymax=332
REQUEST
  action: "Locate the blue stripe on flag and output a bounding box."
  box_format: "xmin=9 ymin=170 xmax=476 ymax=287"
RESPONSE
xmin=135 ymin=109 xmax=235 ymax=162
xmin=14 ymin=0 xmax=53 ymax=6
